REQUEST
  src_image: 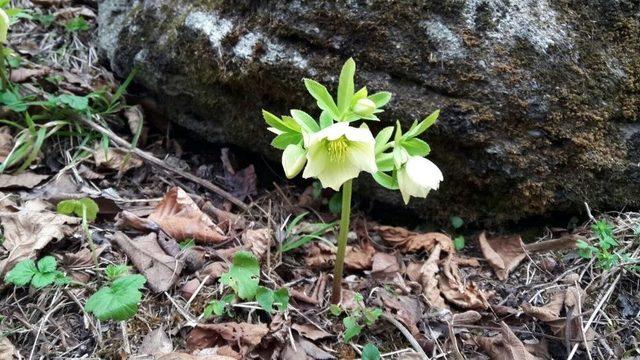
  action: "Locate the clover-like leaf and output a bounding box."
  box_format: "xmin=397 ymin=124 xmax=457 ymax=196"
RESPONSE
xmin=220 ymin=251 xmax=260 ymax=300
xmin=362 ymin=344 xmax=381 ymax=360
xmin=85 ymin=274 xmax=146 ymax=321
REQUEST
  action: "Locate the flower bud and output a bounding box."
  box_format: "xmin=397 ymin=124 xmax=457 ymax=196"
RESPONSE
xmin=353 ymin=98 xmax=376 ymax=117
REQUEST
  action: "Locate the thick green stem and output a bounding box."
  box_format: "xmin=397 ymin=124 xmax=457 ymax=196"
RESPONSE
xmin=331 ymin=179 xmax=353 ymax=304
xmin=0 ymin=44 xmax=9 ymax=91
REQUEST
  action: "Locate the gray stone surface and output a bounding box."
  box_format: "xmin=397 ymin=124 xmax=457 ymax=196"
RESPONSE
xmin=98 ymin=0 xmax=640 ymax=223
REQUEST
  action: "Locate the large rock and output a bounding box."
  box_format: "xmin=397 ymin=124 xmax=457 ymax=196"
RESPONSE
xmin=98 ymin=0 xmax=640 ymax=223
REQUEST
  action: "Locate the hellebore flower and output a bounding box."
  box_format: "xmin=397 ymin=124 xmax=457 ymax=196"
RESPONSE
xmin=0 ymin=9 xmax=8 ymax=43
xmin=397 ymin=156 xmax=443 ymax=204
xmin=352 ymin=98 xmax=376 ymax=117
xmin=282 ymin=143 xmax=307 ymax=178
xmin=303 ymin=122 xmax=377 ymax=190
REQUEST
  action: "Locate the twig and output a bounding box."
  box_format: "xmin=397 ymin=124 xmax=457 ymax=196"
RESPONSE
xmin=78 ymin=116 xmax=250 ymax=211
xmin=381 ymin=313 xmax=429 ymax=359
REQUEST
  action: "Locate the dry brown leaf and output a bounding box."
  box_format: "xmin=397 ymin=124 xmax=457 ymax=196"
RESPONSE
xmin=125 ymin=104 xmax=144 ymax=135
xmin=111 ymin=232 xmax=183 ymax=293
xmin=138 ymin=328 xmax=173 ymax=357
xmin=298 ymin=337 xmax=335 ymax=359
xmin=371 ymin=252 xmax=400 ymax=279
xmin=10 ymin=67 xmax=51 ymax=83
xmin=479 ymin=232 xmax=527 ymax=281
xmin=0 ymin=337 xmax=16 ymax=359
xmin=186 ymin=322 xmax=268 ymax=355
xmin=374 ymin=225 xmax=454 ymax=253
xmin=524 ymin=235 xmax=580 ymax=253
xmin=377 ymin=293 xmax=431 ymax=349
xmin=180 ymin=278 xmax=200 ymax=299
xmin=157 ymin=353 xmax=237 ymax=360
xmin=59 ymin=247 xmax=105 ymax=283
xmin=476 ymin=322 xmax=539 ymax=360
xmin=452 ymin=310 xmax=482 ymax=325
xmin=200 ymin=201 xmax=246 ymax=232
xmin=94 ymin=147 xmax=143 ymax=173
xmin=148 ymin=187 xmax=227 ymax=244
xmin=116 ymin=210 xmax=160 ymax=232
xmin=0 ymin=201 xmax=80 ymax=275
xmin=291 ymin=323 xmax=332 ymax=341
xmin=522 ymin=287 xmax=595 ymax=350
xmin=201 ymin=261 xmax=229 ymax=284
xmin=241 ymin=228 xmax=271 ymax=260
xmin=0 ymin=172 xmax=48 ymax=189
xmin=439 ymin=254 xmax=490 ymax=310
xmin=344 ymin=241 xmax=375 ymax=270
xmin=0 ymin=127 xmax=13 ymax=163
xmin=407 ymin=244 xmax=447 ymax=309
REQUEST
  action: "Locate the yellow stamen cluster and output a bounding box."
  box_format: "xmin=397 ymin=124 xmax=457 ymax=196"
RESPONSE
xmin=327 ymin=136 xmax=349 ymax=162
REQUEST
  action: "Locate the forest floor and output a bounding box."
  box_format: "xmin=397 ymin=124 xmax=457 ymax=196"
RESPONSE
xmin=0 ymin=1 xmax=639 ymax=359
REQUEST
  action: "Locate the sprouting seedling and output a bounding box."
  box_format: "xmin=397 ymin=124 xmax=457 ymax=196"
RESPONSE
xmin=329 ymin=292 xmax=382 ymax=343
xmin=57 ymin=198 xmax=100 ymax=268
xmin=85 ymin=264 xmax=146 ymax=321
xmin=204 ymin=251 xmax=289 ymax=317
xmin=263 ymin=58 xmax=443 ymax=304
xmin=4 ymin=256 xmax=69 ymax=288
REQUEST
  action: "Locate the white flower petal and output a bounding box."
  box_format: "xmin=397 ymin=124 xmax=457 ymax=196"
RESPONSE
xmin=343 ymin=125 xmax=375 ymax=143
xmin=302 ymin=141 xmax=328 ymax=179
xmin=282 ymin=144 xmax=307 ymax=178
xmin=406 ymin=157 xmax=443 ymax=190
xmin=347 ymin=142 xmax=377 ymax=174
xmin=317 ymin=158 xmax=361 ymax=190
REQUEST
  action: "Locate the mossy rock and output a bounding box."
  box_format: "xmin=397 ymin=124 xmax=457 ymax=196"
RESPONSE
xmin=98 ymin=0 xmax=640 ymax=224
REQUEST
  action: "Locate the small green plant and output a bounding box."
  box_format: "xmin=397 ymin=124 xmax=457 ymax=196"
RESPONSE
xmin=65 ymin=16 xmax=89 ymax=32
xmin=204 ymin=251 xmax=289 ymax=317
xmin=85 ymin=265 xmax=146 ymax=321
xmin=57 ymin=197 xmax=100 ymax=268
xmin=4 ymin=256 xmax=69 ymax=288
xmin=263 ymin=58 xmax=442 ymax=303
xmin=33 ymin=13 xmax=55 ymax=28
xmin=577 ymin=219 xmax=623 ymax=270
xmin=278 ymin=212 xmax=335 ymax=253
xmin=329 ymin=293 xmax=382 ymax=343
xmin=450 ymin=215 xmax=465 ymax=251
xmin=361 ymin=344 xmax=381 ymax=360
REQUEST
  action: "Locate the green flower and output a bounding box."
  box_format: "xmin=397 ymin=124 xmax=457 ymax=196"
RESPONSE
xmin=0 ymin=9 xmax=8 ymax=43
xmin=397 ymin=156 xmax=443 ymax=204
xmin=302 ymin=122 xmax=377 ymax=190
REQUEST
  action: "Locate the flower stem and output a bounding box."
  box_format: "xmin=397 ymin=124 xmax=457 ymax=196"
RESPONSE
xmin=331 ymin=179 xmax=353 ymax=304
xmin=0 ymin=44 xmax=9 ymax=91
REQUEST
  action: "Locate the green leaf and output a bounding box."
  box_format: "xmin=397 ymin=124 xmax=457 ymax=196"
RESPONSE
xmin=77 ymin=198 xmax=99 ymax=222
xmin=319 ymin=110 xmax=333 ymax=129
xmin=57 ymin=94 xmax=89 ymax=111
xmin=375 ymin=152 xmax=394 ymax=172
xmin=329 ymin=192 xmax=342 ymax=215
xmin=337 ymin=58 xmax=356 ymax=116
xmin=363 ymin=307 xmax=382 ymax=325
xmin=65 ymin=16 xmax=89 ymax=32
xmin=374 ymin=126 xmax=394 ymax=154
xmin=454 ymin=236 xmax=465 ymax=251
xmin=450 ymin=216 xmax=464 ymax=229
xmin=179 ymin=239 xmax=195 ymax=251
xmin=290 ymin=110 xmax=320 ymax=133
xmin=4 ymin=259 xmax=37 ymax=286
xmin=404 ymin=110 xmax=440 ymax=139
xmin=220 ymin=251 xmax=260 ymax=300
xmin=368 ymin=91 xmax=392 ymax=108
xmin=271 ymin=132 xmax=302 ymax=150
xmin=343 ymin=316 xmax=362 ymax=343
xmin=204 ymin=294 xmax=235 ymax=318
xmin=85 ymin=274 xmax=146 ymax=321
xmin=303 ymin=79 xmax=339 ymax=118
xmin=56 ymin=199 xmax=76 ymax=215
xmin=329 ymin=304 xmax=342 ymax=316
xmin=392 ymin=145 xmax=409 ymax=169
xmin=362 ymin=344 xmax=381 ymax=360
xmin=402 ymin=138 xmax=430 ymax=157
xmin=31 ymin=271 xmax=57 ymax=288
xmin=105 ymin=264 xmax=130 ymax=281
xmin=273 ymin=288 xmax=289 ymax=312
xmin=256 ymin=286 xmax=274 ymax=313
xmin=263 ymin=110 xmax=298 ymax=133
xmin=372 ymin=171 xmax=398 ymax=190
xmin=37 ymin=256 xmax=57 ymax=273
